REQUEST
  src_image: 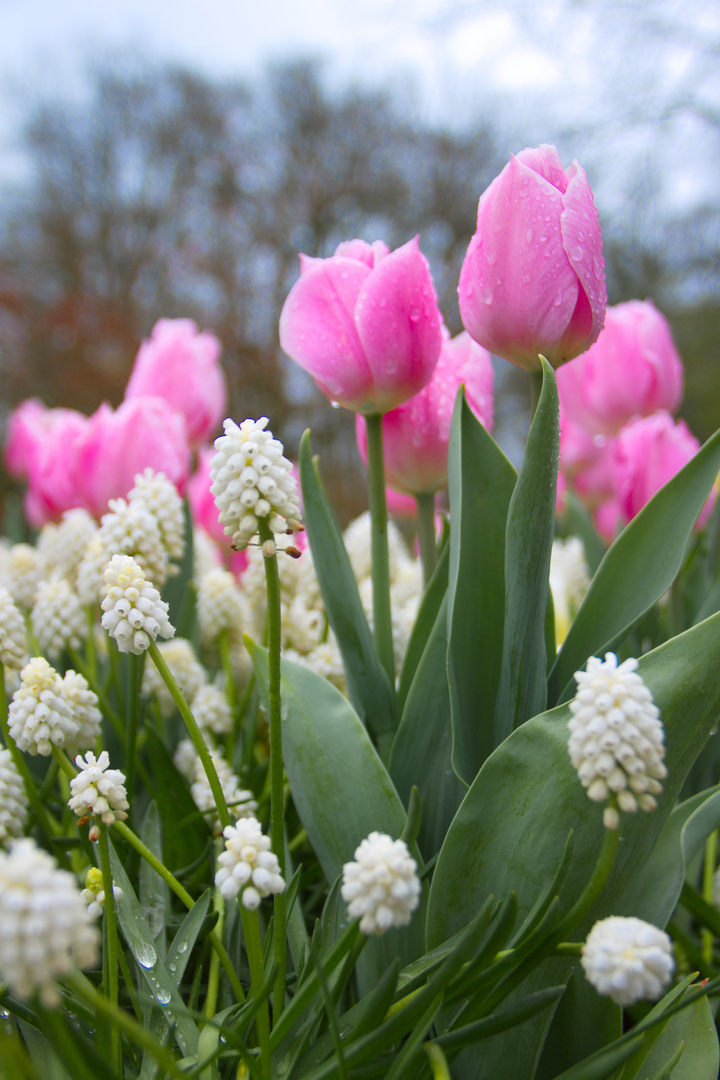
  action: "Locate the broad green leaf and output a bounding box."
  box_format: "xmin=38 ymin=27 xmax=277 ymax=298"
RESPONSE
xmin=447 ymin=389 xmax=517 ymax=784
xmin=390 ymin=595 xmax=465 ymax=859
xmin=534 ymin=969 xmax=621 ymax=1080
xmin=248 ymin=641 xmax=425 ymax=992
xmin=299 ymin=430 xmax=396 ymax=740
xmin=109 ymin=838 xmax=199 ymax=1057
xmin=494 ymin=357 xmax=558 ymax=742
xmin=426 ymin=611 xmax=720 ymax=1079
xmin=548 ymin=427 xmax=720 ymax=704
xmin=624 ymin=996 xmax=718 ymax=1080
xmin=617 ymin=787 xmax=720 ymax=926
xmin=139 ymin=801 xmax=167 ymax=956
xmin=397 ymin=537 xmax=449 ymax=714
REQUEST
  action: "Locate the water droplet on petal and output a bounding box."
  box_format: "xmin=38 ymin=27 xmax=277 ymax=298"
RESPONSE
xmin=525 ymin=228 xmax=534 ymax=243
xmin=409 ymin=309 xmax=421 ymax=323
xmin=522 ymin=273 xmax=531 ymax=284
xmin=571 ymin=246 xmax=583 ymax=261
xmin=483 ymin=286 xmax=494 ymax=305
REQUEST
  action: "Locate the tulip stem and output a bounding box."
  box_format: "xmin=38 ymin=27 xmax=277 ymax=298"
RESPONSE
xmin=416 ymin=493 xmax=437 ymax=589
xmin=365 ymin=413 xmax=396 ymax=690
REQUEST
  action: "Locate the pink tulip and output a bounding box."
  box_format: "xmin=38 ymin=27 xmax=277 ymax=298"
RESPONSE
xmin=187 ymin=445 xmax=227 ymax=547
xmin=74 ymin=398 xmax=191 ymax=517
xmin=385 ymin=487 xmax=418 ymax=518
xmin=355 ymin=331 xmax=493 ymax=495
xmin=613 ymin=411 xmax=714 ymax=528
xmin=459 ymin=144 xmax=606 ymax=371
xmin=125 ymin=319 xmax=227 ymax=445
xmin=4 ymin=400 xmax=90 ymax=526
xmin=559 ymin=410 xmax=603 ymax=477
xmin=279 ymin=237 xmax=443 ymax=414
xmin=556 ymin=301 xmax=683 ymax=436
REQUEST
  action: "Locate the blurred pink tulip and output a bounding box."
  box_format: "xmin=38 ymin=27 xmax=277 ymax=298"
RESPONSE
xmin=355 ymin=331 xmax=493 ymax=495
xmin=74 ymin=398 xmax=191 ymax=517
xmin=613 ymin=411 xmax=714 ymax=528
xmin=385 ymin=487 xmax=418 ymax=518
xmin=187 ymin=445 xmax=227 ymax=546
xmin=459 ymin=144 xmax=606 ymax=371
xmin=556 ymin=301 xmax=683 ymax=436
xmin=279 ymin=237 xmax=443 ymax=414
xmin=559 ymin=410 xmax=603 ymax=477
xmin=125 ymin=319 xmax=227 ymax=445
xmin=4 ymin=400 xmax=90 ymax=526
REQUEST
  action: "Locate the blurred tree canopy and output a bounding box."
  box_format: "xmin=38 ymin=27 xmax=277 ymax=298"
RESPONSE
xmin=0 ymin=54 xmax=717 ymax=521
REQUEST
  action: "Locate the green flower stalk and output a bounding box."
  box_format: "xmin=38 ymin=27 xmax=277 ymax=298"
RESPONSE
xmin=365 ymin=413 xmax=396 ymax=687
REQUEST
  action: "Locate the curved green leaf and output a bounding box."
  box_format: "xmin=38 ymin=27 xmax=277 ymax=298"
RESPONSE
xmin=389 ymin=595 xmax=465 ymax=859
xmin=397 ymin=536 xmax=449 ymax=714
xmin=625 ymin=996 xmax=718 ymax=1080
xmin=549 ymin=427 xmax=720 ymax=704
xmin=299 ymin=430 xmax=396 ymax=740
xmin=427 ymin=612 xmax=720 ymax=1079
xmin=494 ymin=357 xmax=558 ymax=741
xmin=447 ymin=389 xmax=517 ymax=785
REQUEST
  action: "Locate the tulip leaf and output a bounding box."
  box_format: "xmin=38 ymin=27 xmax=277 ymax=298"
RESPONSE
xmin=548 ymin=427 xmax=720 ymax=705
xmin=397 ymin=534 xmax=449 ymax=714
xmin=389 ymin=594 xmax=466 ymax=859
xmin=494 ymin=357 xmax=558 ymax=743
xmin=426 ymin=611 xmax=720 ymax=1079
xmin=619 ymin=996 xmax=718 ymax=1080
xmin=299 ymin=430 xmax=396 ymax=741
xmin=247 ymin=640 xmax=426 ymax=992
xmin=447 ymin=388 xmax=517 ymax=785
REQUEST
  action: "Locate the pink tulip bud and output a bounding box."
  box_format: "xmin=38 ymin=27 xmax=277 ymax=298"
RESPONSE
xmin=4 ymin=400 xmax=90 ymax=526
xmin=279 ymin=236 xmax=443 ymax=414
xmin=355 ymin=331 xmax=493 ymax=495
xmin=613 ymin=412 xmax=714 ymax=528
xmin=125 ymin=319 xmax=227 ymax=445
xmin=556 ymin=301 xmax=683 ymax=436
xmin=385 ymin=487 xmax=418 ymax=519
xmin=74 ymin=398 xmax=191 ymax=517
xmin=459 ymin=145 xmax=606 ymax=371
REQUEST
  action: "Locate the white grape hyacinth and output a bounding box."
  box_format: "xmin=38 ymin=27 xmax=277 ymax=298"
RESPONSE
xmin=61 ymin=670 xmax=103 ymax=756
xmin=341 ymin=832 xmax=421 ymax=936
xmin=31 ymin=576 xmax=87 ymax=661
xmin=210 ymin=417 xmax=303 ymax=553
xmin=100 ymin=554 xmax=174 ymax=655
xmin=81 ymin=867 xmax=123 ymax=919
xmin=0 ymin=838 xmax=100 ymax=1004
xmin=68 ymin=751 xmax=129 ymax=824
xmin=581 ymin=916 xmax=674 ymax=1006
xmin=0 ymin=748 xmax=28 ymax=848
xmin=215 ymin=816 xmax=285 ymax=909
xmin=568 ymin=653 xmax=666 ymax=829
xmin=0 ymin=585 xmax=28 ymax=669
xmin=129 ymin=468 xmax=185 ymax=562
xmin=8 ymin=657 xmax=78 ymax=755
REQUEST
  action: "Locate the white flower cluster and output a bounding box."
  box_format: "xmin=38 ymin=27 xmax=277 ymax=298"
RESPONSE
xmin=341 ymin=832 xmax=421 ymax=935
xmin=68 ymin=751 xmax=129 ymax=825
xmin=61 ymin=671 xmax=103 ymax=750
xmin=129 ymin=468 xmax=185 ymax=562
xmin=81 ymin=867 xmax=123 ymax=920
xmin=98 ymin=498 xmax=168 ymax=588
xmin=196 ymin=567 xmax=249 ymax=650
xmin=192 ymin=683 xmax=233 ymax=737
xmin=550 ymin=537 xmax=590 ymax=649
xmin=8 ymin=657 xmax=77 ymax=756
xmin=31 ymin=577 xmax=87 ymax=661
xmin=215 ymin=817 xmax=285 ymax=909
xmin=0 ymin=838 xmax=100 ymax=1004
xmin=100 ymin=555 xmax=174 ymax=655
xmin=581 ymin=916 xmax=674 ymax=1006
xmin=188 ymin=749 xmax=257 ymax=831
xmin=0 ymin=585 xmax=28 ymax=668
xmin=37 ymin=509 xmax=97 ymax=585
xmin=210 ymin=417 xmax=302 ymax=553
xmin=568 ymin=653 xmax=666 ymax=829
xmin=0 ymin=749 xmax=28 ymax=848
xmin=2 ymin=544 xmax=42 ymax=609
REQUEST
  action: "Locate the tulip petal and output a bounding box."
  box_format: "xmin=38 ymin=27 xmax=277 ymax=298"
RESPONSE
xmin=559 ymin=161 xmax=607 ymax=358
xmin=354 ymin=237 xmax=443 ymax=414
xmin=515 ymin=144 xmax=569 ymax=193
xmin=279 ymin=257 xmax=373 ymax=407
xmin=460 ymin=156 xmax=580 ymax=369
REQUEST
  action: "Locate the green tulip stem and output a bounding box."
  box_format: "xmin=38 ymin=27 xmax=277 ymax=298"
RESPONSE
xmin=365 ymin=413 xmax=396 ymax=689
xmin=416 ymin=493 xmax=438 ymax=589
xmin=553 ymin=824 xmax=620 ymax=943
xmin=97 ymin=824 xmax=122 ymax=1076
xmin=147 ymin=641 xmax=231 ymax=830
xmin=258 ymin=520 xmax=287 ymax=1018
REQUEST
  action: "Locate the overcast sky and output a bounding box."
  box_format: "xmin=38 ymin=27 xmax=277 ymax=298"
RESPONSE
xmin=1 ymin=0 xmax=718 ymax=216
